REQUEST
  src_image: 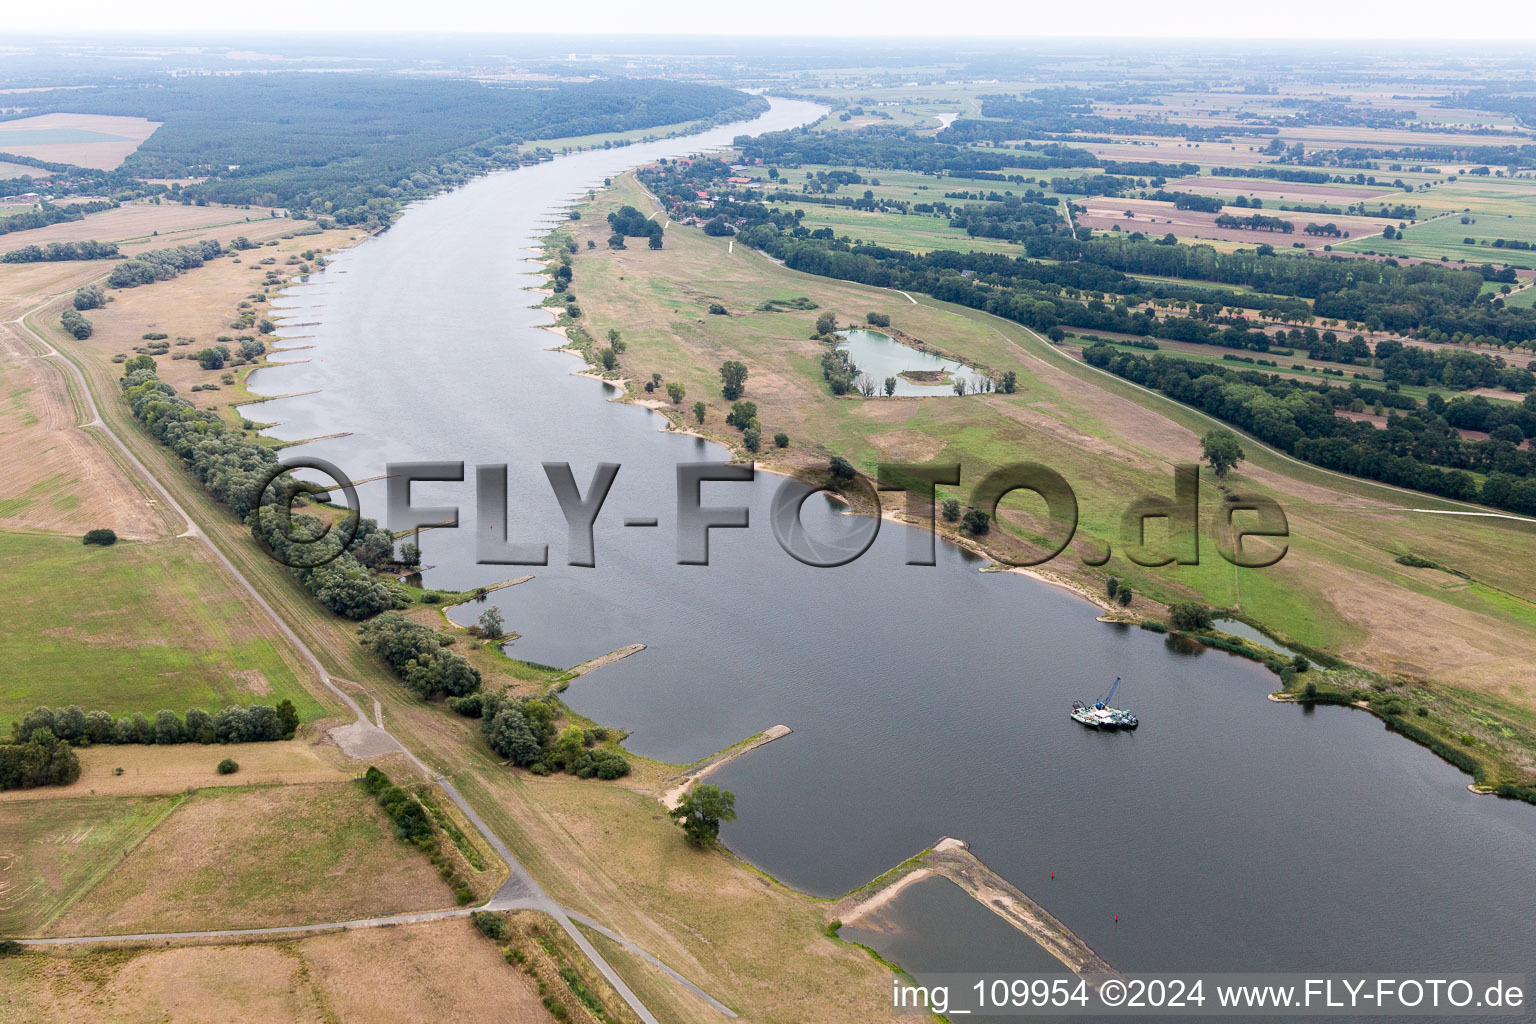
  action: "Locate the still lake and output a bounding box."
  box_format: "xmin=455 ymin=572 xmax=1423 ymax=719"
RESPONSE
xmin=242 ymin=96 xmax=1536 ymax=981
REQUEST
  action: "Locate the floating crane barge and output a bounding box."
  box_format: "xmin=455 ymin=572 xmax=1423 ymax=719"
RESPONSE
xmin=1071 ymin=677 xmax=1138 ymax=729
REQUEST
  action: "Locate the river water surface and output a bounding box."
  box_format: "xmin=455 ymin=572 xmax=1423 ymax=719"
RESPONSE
xmin=242 ymin=97 xmax=1536 ymax=987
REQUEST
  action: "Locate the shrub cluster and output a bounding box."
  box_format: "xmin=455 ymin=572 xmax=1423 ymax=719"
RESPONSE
xmin=0 ymin=730 xmax=81 ymax=790
xmin=59 ymin=308 xmax=92 ymax=339
xmin=106 ymin=239 xmax=223 ymax=288
xmin=361 ymin=767 xmax=473 ymax=903
xmin=464 ymin=692 xmax=630 ymax=780
xmin=358 ymin=613 xmax=480 ymax=699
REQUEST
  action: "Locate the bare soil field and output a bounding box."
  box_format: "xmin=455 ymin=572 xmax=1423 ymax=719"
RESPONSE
xmin=0 ymin=740 xmax=352 ymax=803
xmin=1076 ymin=197 xmax=1386 ymax=246
xmin=1163 ymin=176 xmax=1398 ymax=203
xmin=51 ymin=781 xmax=454 ymax=936
xmin=0 ymin=113 xmax=160 ymax=170
xmin=0 ymin=920 xmax=553 ymax=1024
xmin=0 ymin=202 xmax=275 ymax=255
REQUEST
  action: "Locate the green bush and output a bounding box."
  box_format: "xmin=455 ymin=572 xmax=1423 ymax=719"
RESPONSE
xmin=216 ymin=758 xmax=239 ymax=775
xmin=82 ymin=528 xmax=117 ymax=546
xmin=1169 ymin=603 xmax=1214 ymax=631
xmin=471 ymin=911 xmax=509 ymax=942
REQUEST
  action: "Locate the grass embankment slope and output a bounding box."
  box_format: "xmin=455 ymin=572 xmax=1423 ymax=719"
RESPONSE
xmin=12 ymin=200 xmax=901 ymax=1022
xmin=552 ymin=171 xmax=1536 ymax=788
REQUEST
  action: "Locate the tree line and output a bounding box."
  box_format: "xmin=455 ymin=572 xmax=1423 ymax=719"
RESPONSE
xmin=2 ymin=239 xmax=119 ymax=262
xmin=1082 ymin=344 xmax=1536 ymax=513
xmin=10 ymin=700 xmax=300 ymax=747
xmin=0 ymin=199 xmax=115 ymax=237
xmin=122 ymin=364 xmax=408 ymax=619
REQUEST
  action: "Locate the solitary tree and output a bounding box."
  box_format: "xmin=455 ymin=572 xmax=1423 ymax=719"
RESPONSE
xmin=477 ymin=607 xmax=505 ymax=639
xmin=666 ymin=381 xmax=686 ymax=404
xmin=941 ymin=498 xmax=961 ymax=522
xmin=692 ymin=401 xmax=706 ymax=424
xmin=673 ymin=783 xmax=737 ymax=847
xmin=1001 ymin=370 xmax=1018 ymax=394
xmin=814 ymin=312 xmax=837 ymax=337
xmin=719 ymin=361 xmax=748 ymax=400
xmin=1201 ymin=428 xmax=1246 ymax=478
xmin=961 ymin=508 xmax=990 ymax=535
xmin=883 ymin=376 xmax=897 ymax=396
xmin=1169 ymin=602 xmax=1214 ymax=631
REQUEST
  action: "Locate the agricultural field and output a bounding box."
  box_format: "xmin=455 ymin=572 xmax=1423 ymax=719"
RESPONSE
xmin=0 ymin=531 xmax=322 ymax=723
xmin=0 ymin=918 xmax=554 ymax=1023
xmin=1161 ymin=175 xmax=1402 ymax=204
xmin=51 ymin=782 xmax=454 ymax=935
xmin=1075 ymin=196 xmax=1390 ymax=248
xmin=0 ymin=113 xmax=160 ymax=170
xmin=1333 ymin=211 xmax=1536 ymax=268
xmin=789 ymin=203 xmax=1029 ymax=254
xmin=0 ymin=794 xmax=177 ymax=935
xmin=0 ymin=201 xmax=290 ymax=256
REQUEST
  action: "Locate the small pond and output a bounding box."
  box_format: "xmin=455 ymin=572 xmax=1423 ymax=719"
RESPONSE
xmin=835 ymin=328 xmax=990 ymax=397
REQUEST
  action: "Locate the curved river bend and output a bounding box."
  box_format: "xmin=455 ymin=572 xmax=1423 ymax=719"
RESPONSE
xmin=244 ymin=98 xmax=1536 ymax=982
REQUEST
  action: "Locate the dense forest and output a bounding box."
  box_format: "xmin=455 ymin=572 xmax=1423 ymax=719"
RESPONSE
xmin=5 ymin=76 xmax=764 ymax=225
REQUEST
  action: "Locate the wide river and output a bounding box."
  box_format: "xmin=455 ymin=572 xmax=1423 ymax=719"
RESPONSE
xmin=244 ymin=97 xmax=1535 ymax=987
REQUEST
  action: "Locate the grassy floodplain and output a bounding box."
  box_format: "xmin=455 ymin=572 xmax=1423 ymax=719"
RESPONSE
xmin=549 ymin=171 xmax=1536 ymax=790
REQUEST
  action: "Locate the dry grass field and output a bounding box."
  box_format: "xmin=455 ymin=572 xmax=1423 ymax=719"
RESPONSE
xmin=0 ymin=113 xmax=160 ymax=170
xmin=55 ymin=220 xmax=356 ymax=425
xmin=0 ymin=919 xmax=554 ymax=1023
xmin=0 ymin=203 xmax=266 ymax=255
xmin=0 ymin=740 xmax=353 ymax=803
xmin=51 ymin=782 xmax=454 ymax=936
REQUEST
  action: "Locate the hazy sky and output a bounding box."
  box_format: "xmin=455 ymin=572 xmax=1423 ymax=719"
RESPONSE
xmin=9 ymin=0 xmax=1536 ymax=41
